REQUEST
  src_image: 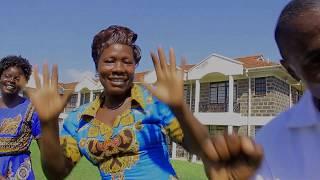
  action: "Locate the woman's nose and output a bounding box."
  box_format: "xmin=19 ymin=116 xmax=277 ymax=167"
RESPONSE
xmin=112 ymin=61 xmax=125 ymax=72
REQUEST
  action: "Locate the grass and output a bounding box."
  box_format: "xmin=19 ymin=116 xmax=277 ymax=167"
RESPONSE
xmin=171 ymin=160 xmax=207 ymax=180
xmin=30 ymin=141 xmax=206 ymax=180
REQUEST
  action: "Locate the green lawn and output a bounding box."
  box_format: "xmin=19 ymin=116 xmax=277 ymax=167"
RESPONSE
xmin=30 ymin=141 xmax=206 ymax=180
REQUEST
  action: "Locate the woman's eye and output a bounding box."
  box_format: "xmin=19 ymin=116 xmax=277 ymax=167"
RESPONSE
xmin=124 ymin=61 xmax=133 ymax=64
xmin=105 ymin=59 xmax=114 ymax=64
xmin=123 ymin=59 xmax=134 ymax=64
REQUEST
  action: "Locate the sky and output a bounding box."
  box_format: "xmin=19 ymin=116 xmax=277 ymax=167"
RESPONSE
xmin=0 ymin=0 xmax=291 ymax=82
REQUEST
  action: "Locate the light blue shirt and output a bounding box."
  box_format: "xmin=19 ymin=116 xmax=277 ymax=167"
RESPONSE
xmin=254 ymin=90 xmax=320 ymax=180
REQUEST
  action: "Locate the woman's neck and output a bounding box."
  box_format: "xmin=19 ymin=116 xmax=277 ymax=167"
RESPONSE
xmin=102 ymin=92 xmax=130 ymax=110
xmin=0 ymin=93 xmax=23 ymax=108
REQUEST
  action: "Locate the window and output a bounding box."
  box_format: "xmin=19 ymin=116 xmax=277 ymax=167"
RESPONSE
xmin=255 ymin=77 xmax=266 ymax=95
xmin=210 ymin=82 xmax=227 ymax=104
xmin=80 ymin=92 xmax=90 ymax=105
xmin=93 ymin=91 xmax=102 ymax=100
xmin=210 ymin=81 xmax=237 ymax=104
xmin=69 ymin=94 xmax=78 ymax=108
xmin=209 ymin=83 xmax=218 ymax=103
xmin=218 ymin=83 xmax=227 ymax=103
xmin=184 ymin=85 xmax=189 ymax=103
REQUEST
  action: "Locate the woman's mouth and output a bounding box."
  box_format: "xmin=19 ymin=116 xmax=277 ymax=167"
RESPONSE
xmin=109 ymin=78 xmax=127 ymax=86
xmin=6 ymin=84 xmax=16 ymax=90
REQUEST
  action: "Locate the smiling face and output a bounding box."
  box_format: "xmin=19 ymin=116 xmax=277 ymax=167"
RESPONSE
xmin=97 ymin=43 xmax=136 ymax=96
xmin=0 ymin=66 xmax=25 ymax=96
xmin=278 ymin=10 xmax=320 ymax=99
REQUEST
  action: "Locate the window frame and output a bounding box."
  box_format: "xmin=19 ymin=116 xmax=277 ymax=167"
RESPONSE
xmin=254 ymin=77 xmax=267 ymax=96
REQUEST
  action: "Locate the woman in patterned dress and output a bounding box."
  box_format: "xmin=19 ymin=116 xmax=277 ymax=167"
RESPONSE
xmin=27 ymin=25 xmax=263 ymax=180
xmin=0 ymin=56 xmax=41 ymax=180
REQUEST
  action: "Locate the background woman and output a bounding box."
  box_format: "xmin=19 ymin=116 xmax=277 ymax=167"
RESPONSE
xmin=0 ymin=56 xmax=41 ymax=179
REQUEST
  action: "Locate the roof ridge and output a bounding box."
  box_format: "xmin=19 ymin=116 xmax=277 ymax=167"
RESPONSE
xmin=235 ymin=54 xmax=263 ymax=59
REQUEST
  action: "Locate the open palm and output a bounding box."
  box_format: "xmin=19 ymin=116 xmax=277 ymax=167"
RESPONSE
xmin=26 ymin=64 xmax=73 ymax=123
xmin=145 ymin=48 xmax=185 ymax=108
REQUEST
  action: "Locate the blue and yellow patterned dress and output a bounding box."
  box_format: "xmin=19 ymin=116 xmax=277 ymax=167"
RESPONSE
xmin=60 ymin=84 xmax=184 ymax=179
xmin=0 ymin=98 xmax=41 ymax=180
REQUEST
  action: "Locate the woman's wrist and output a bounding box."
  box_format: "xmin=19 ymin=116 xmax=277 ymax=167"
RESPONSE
xmin=41 ymin=118 xmax=59 ymax=131
xmin=169 ymin=100 xmax=186 ymax=112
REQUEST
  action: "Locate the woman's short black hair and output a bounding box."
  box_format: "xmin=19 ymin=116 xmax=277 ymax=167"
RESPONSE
xmin=0 ymin=55 xmax=32 ymax=81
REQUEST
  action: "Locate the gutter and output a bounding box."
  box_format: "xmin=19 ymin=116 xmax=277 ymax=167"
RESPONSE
xmin=246 ymin=64 xmax=282 ymax=71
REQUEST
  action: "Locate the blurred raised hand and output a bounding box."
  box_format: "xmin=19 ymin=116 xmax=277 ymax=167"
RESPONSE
xmin=202 ymin=134 xmax=263 ymax=180
xmin=25 ymin=64 xmax=73 ymax=123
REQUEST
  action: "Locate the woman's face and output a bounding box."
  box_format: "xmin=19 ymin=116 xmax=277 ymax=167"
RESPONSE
xmin=97 ymin=43 xmax=136 ymax=96
xmin=0 ymin=66 xmax=25 ymax=96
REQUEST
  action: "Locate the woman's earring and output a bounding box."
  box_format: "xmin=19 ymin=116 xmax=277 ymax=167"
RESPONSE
xmin=95 ymin=73 xmax=99 ymax=78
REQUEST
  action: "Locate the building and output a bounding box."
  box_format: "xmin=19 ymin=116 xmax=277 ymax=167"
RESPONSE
xmin=55 ymin=53 xmax=304 ymax=161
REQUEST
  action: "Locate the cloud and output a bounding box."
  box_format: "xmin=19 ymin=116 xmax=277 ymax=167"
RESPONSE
xmin=64 ymin=68 xmax=95 ymax=82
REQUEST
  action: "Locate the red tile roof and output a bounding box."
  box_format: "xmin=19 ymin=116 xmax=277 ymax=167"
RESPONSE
xmin=59 ymin=82 xmax=78 ymax=90
xmin=183 ymin=64 xmax=196 ymax=71
xmin=57 ymin=54 xmax=279 ymax=85
xmin=133 ymin=65 xmax=195 ymax=82
xmin=180 ymin=55 xmax=277 ymax=71
xmin=235 ymin=55 xmax=278 ymax=68
xmin=134 ymin=71 xmax=150 ymax=82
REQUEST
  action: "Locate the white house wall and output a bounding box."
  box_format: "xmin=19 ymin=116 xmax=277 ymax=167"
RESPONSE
xmin=188 ymin=54 xmax=243 ymax=80
xmin=143 ymin=71 xmax=156 ymax=84
xmin=194 ymin=112 xmax=245 ymax=126
xmin=75 ymin=77 xmax=98 ymax=92
xmin=143 ymin=54 xmax=244 ymax=83
xmin=194 ymin=112 xmax=274 ymax=126
xmin=143 ymin=70 xmax=189 ymax=84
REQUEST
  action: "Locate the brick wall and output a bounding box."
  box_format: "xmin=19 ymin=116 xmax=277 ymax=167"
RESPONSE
xmin=267 ymin=77 xmax=290 ymax=115
xmin=237 ymin=79 xmax=249 ymax=116
xmin=238 ymin=76 xmax=291 ymax=117
xmin=250 ymin=77 xmax=290 ymax=116
xmin=237 ymin=125 xmax=263 ymax=138
xmin=181 ymin=77 xmax=302 ymax=140
xmin=184 ymin=77 xmax=302 ymax=116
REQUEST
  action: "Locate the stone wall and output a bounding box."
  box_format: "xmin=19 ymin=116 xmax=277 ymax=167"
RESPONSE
xmin=237 ymin=77 xmax=292 ymax=117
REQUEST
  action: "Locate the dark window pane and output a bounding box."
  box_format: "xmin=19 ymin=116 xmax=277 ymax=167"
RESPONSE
xmin=255 ymin=77 xmax=266 ymax=95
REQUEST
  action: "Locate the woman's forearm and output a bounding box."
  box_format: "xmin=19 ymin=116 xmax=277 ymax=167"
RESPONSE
xmin=170 ymin=103 xmax=212 ymax=155
xmin=39 ymin=120 xmax=69 ymax=180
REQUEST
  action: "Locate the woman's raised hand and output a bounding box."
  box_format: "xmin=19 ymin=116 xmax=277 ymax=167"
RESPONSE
xmin=25 ymin=64 xmax=73 ymax=123
xmin=144 ymin=48 xmax=185 ymax=108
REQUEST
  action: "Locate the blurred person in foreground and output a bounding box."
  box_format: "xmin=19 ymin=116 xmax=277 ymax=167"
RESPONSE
xmin=255 ymin=0 xmax=320 ymax=179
